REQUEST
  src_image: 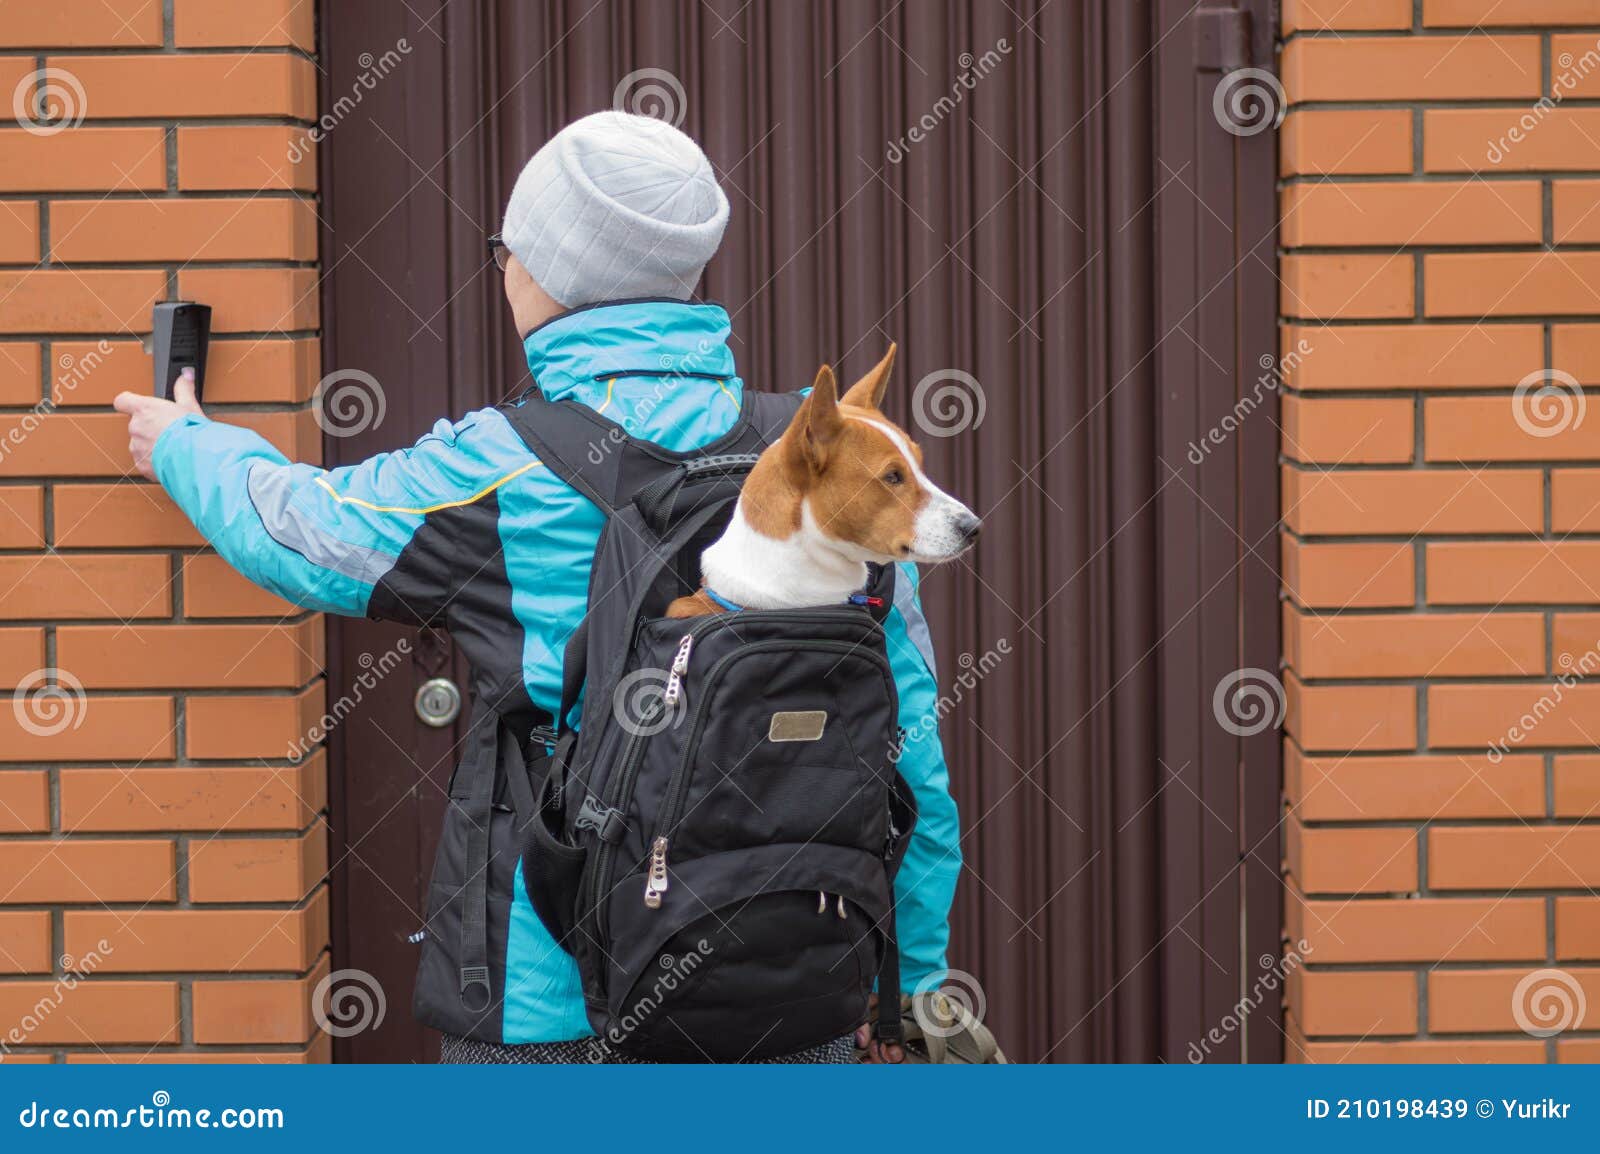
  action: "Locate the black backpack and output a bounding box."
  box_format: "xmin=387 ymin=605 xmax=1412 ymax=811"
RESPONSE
xmin=498 ymin=385 xmax=917 ymax=1062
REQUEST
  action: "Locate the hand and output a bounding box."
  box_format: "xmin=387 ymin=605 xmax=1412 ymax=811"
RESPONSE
xmin=113 ymin=368 xmax=203 ymax=481
xmin=854 ymin=993 xmax=906 ymax=1064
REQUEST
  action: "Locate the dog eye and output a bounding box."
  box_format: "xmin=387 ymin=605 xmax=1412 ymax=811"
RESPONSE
xmin=882 ymin=469 xmax=903 ymax=486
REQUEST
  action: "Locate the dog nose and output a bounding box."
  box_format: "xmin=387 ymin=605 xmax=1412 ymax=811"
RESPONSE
xmin=956 ymin=512 xmax=982 ymax=547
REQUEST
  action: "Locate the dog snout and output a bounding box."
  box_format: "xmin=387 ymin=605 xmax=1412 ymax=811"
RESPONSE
xmin=956 ymin=510 xmax=982 ymax=548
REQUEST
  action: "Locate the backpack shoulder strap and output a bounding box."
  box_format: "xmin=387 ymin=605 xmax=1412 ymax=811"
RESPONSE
xmin=498 ymin=388 xmax=628 ymax=515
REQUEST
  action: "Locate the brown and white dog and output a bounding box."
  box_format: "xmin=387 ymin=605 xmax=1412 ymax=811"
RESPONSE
xmin=667 ymin=344 xmax=981 ymax=618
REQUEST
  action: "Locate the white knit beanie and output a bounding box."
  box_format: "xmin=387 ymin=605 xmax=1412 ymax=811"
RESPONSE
xmin=501 ymin=111 xmax=730 ymax=308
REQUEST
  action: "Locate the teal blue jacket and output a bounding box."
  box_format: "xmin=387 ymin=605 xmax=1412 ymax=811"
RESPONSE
xmin=154 ymin=300 xmax=962 ymax=1043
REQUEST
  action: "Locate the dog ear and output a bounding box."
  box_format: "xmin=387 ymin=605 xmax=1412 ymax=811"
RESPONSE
xmin=791 ymin=363 xmax=844 ymax=472
xmin=841 ymin=342 xmax=896 ymax=411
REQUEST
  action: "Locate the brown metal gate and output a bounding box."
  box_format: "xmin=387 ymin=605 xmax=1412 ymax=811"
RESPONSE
xmin=317 ymin=0 xmax=1280 ymax=1063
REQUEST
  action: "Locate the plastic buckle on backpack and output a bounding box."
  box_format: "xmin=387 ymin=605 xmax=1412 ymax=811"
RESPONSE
xmin=459 ymin=965 xmax=491 ymax=1012
xmin=575 ymin=795 xmax=627 ymax=844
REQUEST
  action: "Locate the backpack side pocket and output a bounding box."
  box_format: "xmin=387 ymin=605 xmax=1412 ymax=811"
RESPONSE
xmin=516 ymin=748 xmax=587 ymax=953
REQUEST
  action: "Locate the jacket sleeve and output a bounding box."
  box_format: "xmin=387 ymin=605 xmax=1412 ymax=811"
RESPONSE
xmin=152 ymin=408 xmax=526 ymax=623
xmin=884 ymin=561 xmax=962 ymax=991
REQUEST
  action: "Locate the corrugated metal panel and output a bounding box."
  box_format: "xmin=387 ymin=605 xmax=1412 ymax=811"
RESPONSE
xmin=319 ymin=0 xmax=1279 ymax=1063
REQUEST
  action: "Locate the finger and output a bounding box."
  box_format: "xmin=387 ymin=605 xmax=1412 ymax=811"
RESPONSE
xmin=172 ymin=368 xmax=201 ymax=413
xmin=112 ymin=390 xmax=151 ymax=415
xmin=886 ymin=1043 xmax=905 ymax=1064
xmin=854 ymin=1024 xmax=871 ymax=1048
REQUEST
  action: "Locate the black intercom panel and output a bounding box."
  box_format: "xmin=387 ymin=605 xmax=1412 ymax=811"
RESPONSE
xmin=152 ymin=301 xmax=212 ymax=402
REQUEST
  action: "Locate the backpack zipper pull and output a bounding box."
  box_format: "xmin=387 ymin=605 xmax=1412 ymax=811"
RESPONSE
xmin=663 ymin=634 xmax=694 ymax=707
xmin=644 ymin=836 xmax=670 ymax=908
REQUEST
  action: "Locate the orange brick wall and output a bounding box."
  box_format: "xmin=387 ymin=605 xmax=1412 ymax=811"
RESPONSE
xmin=0 ymin=0 xmax=330 ymax=1063
xmin=1282 ymin=0 xmax=1600 ymax=1063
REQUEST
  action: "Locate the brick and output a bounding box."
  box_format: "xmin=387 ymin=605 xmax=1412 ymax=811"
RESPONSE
xmin=1427 ymin=108 xmax=1600 ymax=172
xmin=179 ymin=268 xmax=319 ymax=333
xmin=0 ymin=769 xmax=49 ymax=832
xmin=1286 ymin=748 xmax=1545 ymax=821
xmin=1556 ymin=756 xmax=1600 ymax=817
xmin=1284 ymin=0 xmax=1412 ymax=31
xmin=0 ymin=270 xmax=164 ymax=334
xmin=0 ymin=201 xmax=40 ymax=263
xmin=1429 ymin=968 xmax=1597 ymax=1034
xmin=1293 ymin=893 xmax=1545 ymax=962
xmin=189 ymin=824 xmax=327 ymax=902
xmin=69 ymin=1040 xmax=329 ymax=1064
xmin=1280 ymin=253 xmax=1413 ymax=320
xmin=204 ymin=339 xmax=320 ymax=404
xmin=1280 ymin=395 xmax=1412 ymax=464
xmin=0 ymin=127 xmax=166 ymax=192
xmin=1557 ymin=897 xmax=1600 ymax=958
xmin=1282 ymin=182 xmax=1541 ymax=248
xmin=0 ymin=911 xmax=51 ymax=973
xmin=1427 ymin=252 xmax=1600 ymax=318
xmin=0 ymin=0 xmax=163 ymax=46
xmin=0 ymin=695 xmax=174 ymax=763
xmin=0 ymin=554 xmax=172 ymax=619
xmin=192 ymin=956 xmax=329 ymax=1045
xmin=186 ymin=683 xmax=326 ymax=760
xmin=1555 ymin=324 xmax=1600 ymax=389
xmin=1286 ymin=674 xmax=1416 ymax=752
xmin=0 ymin=485 xmax=44 ymax=547
xmin=1282 ymin=467 xmax=1542 ymax=536
xmin=1559 ymin=1037 xmax=1600 ymax=1062
xmin=183 ymin=554 xmax=301 ymax=618
xmin=1282 ymin=538 xmax=1413 ymax=609
xmin=0 ymin=982 xmax=178 ymax=1045
xmin=228 ymin=410 xmax=320 ymax=466
xmin=178 ymin=125 xmax=315 ymax=192
xmin=53 ymin=484 xmax=203 ymax=548
xmin=1279 ymin=109 xmax=1412 ymax=177
xmin=54 ymin=54 xmax=317 ymax=120
xmin=1282 ymin=36 xmax=1541 ymax=102
xmin=0 ymin=626 xmax=45 ymax=685
xmin=175 ymin=0 xmax=315 ymax=49
xmin=1430 ymin=682 xmax=1600 ymax=748
xmin=1553 ymin=614 xmax=1600 ymax=674
xmin=0 ymin=413 xmax=137 ymax=478
xmin=1427 ymin=395 xmax=1600 ymax=462
xmin=1555 ymin=181 xmax=1600 ymax=245
xmin=1287 ymin=969 xmax=1416 ymax=1036
xmin=1285 ymin=607 xmax=1543 ymax=679
xmin=61 ymin=753 xmax=326 ymax=833
xmin=0 ymin=342 xmax=40 ymax=405
xmin=1433 ymin=827 xmax=1600 ymax=890
xmin=1553 ymin=34 xmax=1600 ymax=98
xmin=66 ymin=889 xmax=329 ymax=972
xmin=1297 ymin=1037 xmax=1544 ymax=1063
xmin=52 ymin=198 xmax=317 ymax=263
xmin=1426 ymin=0 xmax=1600 ymax=24
xmin=1286 ymin=818 xmax=1417 ymax=893
xmin=1429 ymin=543 xmax=1600 ymax=605
xmin=0 ymin=840 xmax=175 ymax=903
xmin=48 ymin=339 xmax=134 ymax=406
xmin=57 ymin=621 xmax=323 ymax=689
xmin=1283 ymin=323 xmax=1542 ymax=392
